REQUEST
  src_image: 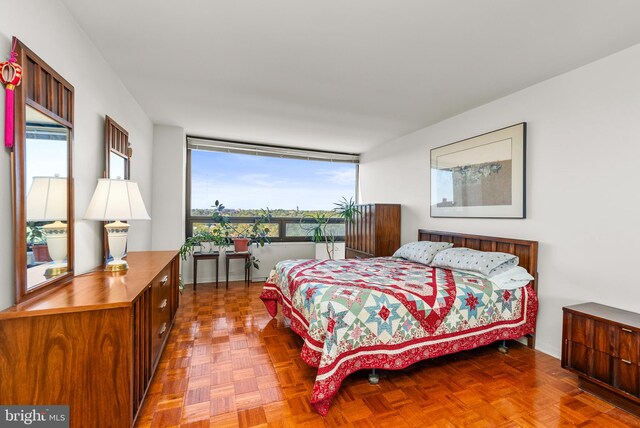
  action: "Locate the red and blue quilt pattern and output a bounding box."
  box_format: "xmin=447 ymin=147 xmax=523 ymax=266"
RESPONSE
xmin=260 ymin=257 xmax=538 ymax=416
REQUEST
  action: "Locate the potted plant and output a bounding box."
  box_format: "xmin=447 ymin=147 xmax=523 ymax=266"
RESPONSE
xmin=300 ymin=211 xmax=336 ymax=259
xmin=334 ymin=196 xmax=360 ymax=224
xmin=178 ymin=227 xmax=228 ymax=261
xmin=210 ymin=201 xmax=273 ymax=255
xmin=182 ymin=200 xmax=273 ymax=271
xmin=301 ymin=197 xmax=360 ymax=260
xmin=27 ymin=223 xmax=51 ymax=262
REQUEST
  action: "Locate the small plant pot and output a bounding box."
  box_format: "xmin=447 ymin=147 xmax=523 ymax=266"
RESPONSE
xmin=233 ymin=238 xmax=250 ymax=253
xmin=32 ymin=244 xmax=52 ymax=262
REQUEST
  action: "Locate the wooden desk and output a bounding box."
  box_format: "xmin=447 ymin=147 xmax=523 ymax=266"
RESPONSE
xmin=192 ymin=251 xmax=219 ymax=289
xmin=225 ymin=251 xmax=251 ymax=288
xmin=0 ymin=251 xmax=179 ymax=427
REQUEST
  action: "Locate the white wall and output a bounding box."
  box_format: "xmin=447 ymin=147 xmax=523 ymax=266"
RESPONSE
xmin=360 ymin=43 xmax=640 ymax=358
xmin=0 ymin=0 xmax=154 ymax=310
xmin=151 ymin=125 xmax=186 ymax=251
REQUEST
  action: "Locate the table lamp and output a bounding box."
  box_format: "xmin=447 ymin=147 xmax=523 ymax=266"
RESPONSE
xmin=84 ymin=178 xmax=150 ymax=272
xmin=26 ymin=176 xmax=68 ymax=276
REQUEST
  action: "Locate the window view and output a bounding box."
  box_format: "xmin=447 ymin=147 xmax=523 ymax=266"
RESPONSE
xmin=188 ymin=149 xmax=357 ymax=241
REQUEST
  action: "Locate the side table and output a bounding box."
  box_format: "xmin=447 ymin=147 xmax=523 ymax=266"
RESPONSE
xmin=192 ymin=251 xmax=219 ymax=289
xmin=225 ymin=251 xmax=251 ymax=288
xmin=562 ymin=302 xmax=640 ymax=416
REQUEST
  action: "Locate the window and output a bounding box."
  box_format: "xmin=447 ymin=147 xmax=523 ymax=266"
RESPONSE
xmin=186 ymin=139 xmax=359 ymax=242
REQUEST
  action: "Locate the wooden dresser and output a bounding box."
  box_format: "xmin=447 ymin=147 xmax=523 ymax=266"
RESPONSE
xmin=345 ymin=203 xmax=401 ymax=259
xmin=562 ymin=302 xmax=640 ymax=416
xmin=0 ymin=251 xmax=180 ymax=427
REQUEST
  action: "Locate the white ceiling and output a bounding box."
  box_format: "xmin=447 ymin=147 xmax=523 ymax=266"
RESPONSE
xmin=61 ymin=0 xmax=640 ymax=153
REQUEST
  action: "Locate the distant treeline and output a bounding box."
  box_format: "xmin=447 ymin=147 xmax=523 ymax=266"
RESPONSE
xmin=190 ymin=208 xmax=336 ymax=218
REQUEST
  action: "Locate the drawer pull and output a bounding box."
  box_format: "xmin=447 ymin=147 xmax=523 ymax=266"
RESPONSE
xmin=621 ymin=359 xmax=632 ymax=365
xmin=158 ymin=323 xmax=167 ymax=337
xmin=160 ymin=275 xmax=169 ymax=286
xmin=159 ymin=299 xmax=168 ymax=311
xmin=621 ymin=328 xmax=633 ymax=333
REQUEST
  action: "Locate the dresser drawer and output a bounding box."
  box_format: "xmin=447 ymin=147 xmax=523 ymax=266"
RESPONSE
xmin=615 ymin=358 xmax=639 ymax=397
xmin=592 ymin=349 xmax=613 ymax=384
xmin=567 ymin=314 xmax=591 ymax=347
xmin=151 ymin=264 xmax=173 ymax=363
xmin=617 ymin=327 xmax=639 ymax=364
xmin=151 ymin=299 xmax=171 ymax=362
xmin=593 ymin=321 xmax=614 ymax=353
xmin=566 ymin=341 xmax=590 ymax=374
xmin=153 ymin=265 xmax=172 ymax=293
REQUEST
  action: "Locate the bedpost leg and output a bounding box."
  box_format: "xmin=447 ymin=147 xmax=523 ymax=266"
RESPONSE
xmin=368 ymin=369 xmax=379 ymax=385
xmin=498 ymin=340 xmax=509 ymax=354
xmin=526 ymin=333 xmax=535 ymax=349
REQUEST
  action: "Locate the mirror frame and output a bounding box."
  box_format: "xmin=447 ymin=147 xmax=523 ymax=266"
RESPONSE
xmin=102 ymin=115 xmax=130 ymax=264
xmin=12 ymin=38 xmax=75 ymax=304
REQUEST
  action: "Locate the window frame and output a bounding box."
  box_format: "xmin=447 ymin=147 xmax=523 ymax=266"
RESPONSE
xmin=186 ymin=216 xmax=347 ymax=243
xmin=185 ymin=144 xmax=357 ymax=243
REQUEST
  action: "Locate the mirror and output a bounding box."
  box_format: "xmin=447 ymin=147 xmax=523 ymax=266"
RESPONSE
xmin=109 ymin=151 xmax=127 ymax=179
xmin=13 ymin=38 xmax=75 ymax=303
xmin=25 ymin=107 xmax=69 ymax=289
xmin=103 ymin=116 xmax=130 ymax=263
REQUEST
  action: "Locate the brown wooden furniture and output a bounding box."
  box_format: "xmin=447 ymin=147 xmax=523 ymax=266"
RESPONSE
xmin=562 ymin=302 xmax=640 ymax=416
xmin=193 ymin=251 xmax=219 ymax=289
xmin=12 ymin=38 xmax=75 ymax=303
xmin=225 ymin=251 xmax=251 ymax=288
xmin=418 ymin=229 xmax=538 ymax=348
xmin=345 ymin=203 xmax=401 ymax=259
xmin=0 ymin=251 xmax=180 ymax=427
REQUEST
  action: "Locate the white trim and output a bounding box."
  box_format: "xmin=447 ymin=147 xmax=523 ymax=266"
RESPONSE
xmin=187 ymin=136 xmax=360 ymax=164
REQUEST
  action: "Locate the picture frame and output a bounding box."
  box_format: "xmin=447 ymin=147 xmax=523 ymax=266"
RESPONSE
xmin=430 ymin=122 xmax=526 ymax=218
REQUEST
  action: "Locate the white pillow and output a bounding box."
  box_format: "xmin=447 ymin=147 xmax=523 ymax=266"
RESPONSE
xmin=431 ymin=248 xmax=519 ymax=276
xmin=392 ymin=241 xmax=454 ymax=265
xmin=488 ymin=265 xmax=534 ymax=290
xmin=451 ymin=264 xmax=533 ymax=290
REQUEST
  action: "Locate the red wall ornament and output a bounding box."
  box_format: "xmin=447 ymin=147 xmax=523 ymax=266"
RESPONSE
xmin=0 ymin=40 xmax=23 ymax=149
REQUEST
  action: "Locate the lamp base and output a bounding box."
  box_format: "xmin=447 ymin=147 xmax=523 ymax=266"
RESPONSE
xmin=105 ymin=221 xmax=130 ymax=273
xmin=106 ymin=259 xmax=129 ymax=272
xmin=44 ymin=264 xmax=68 ymax=277
xmin=43 ymin=221 xmax=68 ymax=273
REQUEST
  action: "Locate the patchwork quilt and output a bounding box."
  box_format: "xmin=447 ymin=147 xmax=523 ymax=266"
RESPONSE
xmin=259 ymin=257 xmax=538 ymax=415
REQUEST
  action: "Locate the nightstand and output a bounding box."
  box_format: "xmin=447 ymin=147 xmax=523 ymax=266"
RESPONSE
xmin=562 ymin=302 xmax=640 ymax=416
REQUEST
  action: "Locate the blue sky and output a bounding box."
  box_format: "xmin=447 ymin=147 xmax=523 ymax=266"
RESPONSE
xmin=431 ymin=169 xmax=453 ymax=205
xmin=26 ymin=138 xmax=68 ymax=184
xmin=191 ymin=151 xmax=357 ymax=210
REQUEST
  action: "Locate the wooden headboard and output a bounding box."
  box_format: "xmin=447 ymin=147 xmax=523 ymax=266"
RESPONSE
xmin=418 ymin=229 xmax=539 ymax=293
xmin=419 ymin=229 xmax=539 ymax=348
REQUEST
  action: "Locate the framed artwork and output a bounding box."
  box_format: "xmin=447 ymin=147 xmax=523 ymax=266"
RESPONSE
xmin=430 ymin=122 xmax=526 ymax=218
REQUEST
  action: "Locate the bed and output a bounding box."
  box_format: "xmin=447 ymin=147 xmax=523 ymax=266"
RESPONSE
xmin=259 ymin=229 xmax=539 ymax=415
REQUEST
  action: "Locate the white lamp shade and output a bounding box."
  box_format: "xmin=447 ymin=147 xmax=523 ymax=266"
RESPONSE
xmin=84 ymin=179 xmax=150 ymax=221
xmin=26 ymin=176 xmax=68 ymax=221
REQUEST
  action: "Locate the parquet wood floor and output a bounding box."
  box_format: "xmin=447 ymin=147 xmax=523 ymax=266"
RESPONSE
xmin=135 ymin=282 xmax=640 ymax=427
